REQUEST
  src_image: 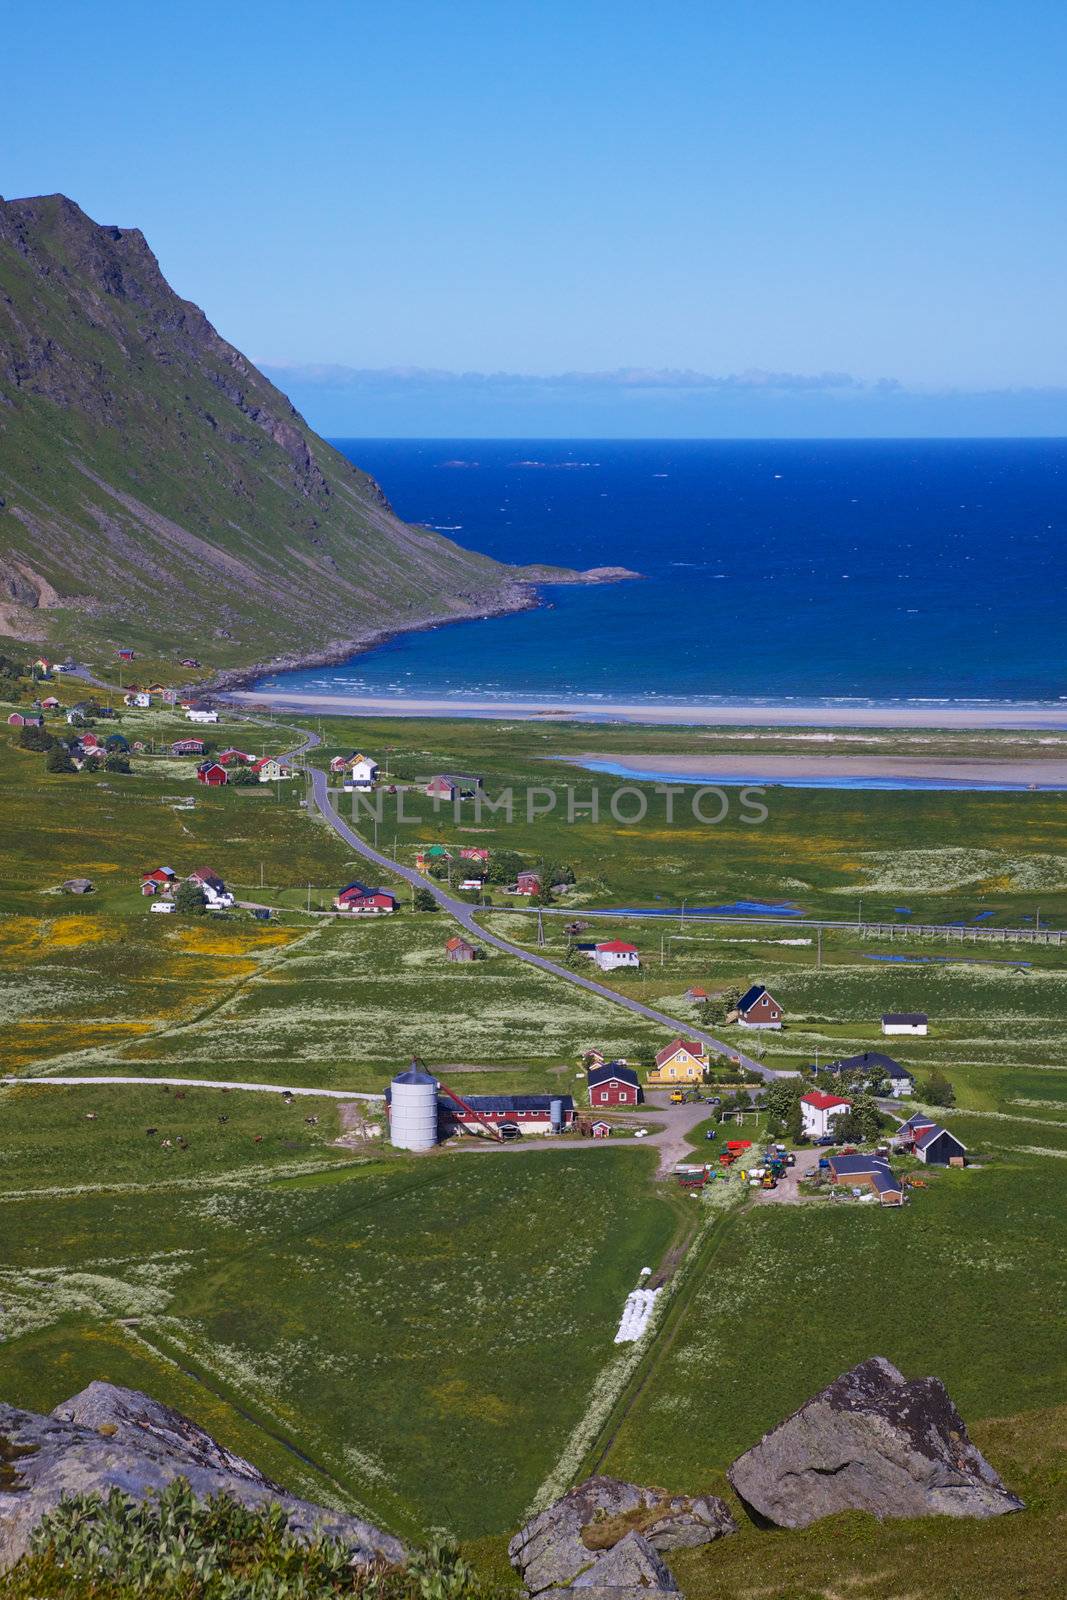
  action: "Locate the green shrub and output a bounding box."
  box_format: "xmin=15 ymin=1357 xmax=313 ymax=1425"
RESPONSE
xmin=18 ymin=725 xmax=55 ymax=752
xmin=7 ymin=1479 xmax=506 ymax=1600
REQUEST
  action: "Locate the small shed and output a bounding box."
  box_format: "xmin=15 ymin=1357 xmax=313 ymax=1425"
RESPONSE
xmin=882 ymin=1013 xmax=928 ymax=1036
xmin=445 ymin=935 xmax=479 ymax=962
xmin=591 ymin=1120 xmax=612 ymax=1139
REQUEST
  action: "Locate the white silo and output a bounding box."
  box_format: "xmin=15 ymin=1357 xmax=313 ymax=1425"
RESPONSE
xmin=389 ymin=1061 xmax=439 ymax=1151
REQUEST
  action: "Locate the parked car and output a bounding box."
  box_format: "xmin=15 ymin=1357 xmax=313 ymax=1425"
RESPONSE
xmin=669 ymin=1091 xmax=685 ymax=1104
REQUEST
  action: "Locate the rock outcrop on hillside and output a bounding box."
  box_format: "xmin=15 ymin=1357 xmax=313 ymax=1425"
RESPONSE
xmin=0 ymin=1382 xmax=403 ymax=1571
xmin=727 ymin=1357 xmax=1024 ymax=1528
xmin=508 ymin=1475 xmax=736 ymax=1597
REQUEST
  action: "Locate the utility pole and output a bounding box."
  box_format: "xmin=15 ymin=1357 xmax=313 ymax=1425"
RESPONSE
xmin=307 ymin=882 xmax=311 ymax=914
xmin=260 ymin=861 xmax=264 ymax=889
xmin=817 ymin=927 xmax=822 ymax=969
xmin=537 ymin=910 xmax=545 ymax=948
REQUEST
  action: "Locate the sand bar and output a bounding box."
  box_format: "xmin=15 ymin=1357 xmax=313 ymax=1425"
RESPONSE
xmin=226 ymin=689 xmax=1067 ymax=731
xmin=579 ymin=752 xmax=1067 ymax=788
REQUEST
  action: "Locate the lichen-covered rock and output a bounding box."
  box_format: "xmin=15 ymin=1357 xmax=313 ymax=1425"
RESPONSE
xmin=508 ymin=1475 xmax=734 ymax=1596
xmin=571 ymin=1530 xmax=676 ymax=1590
xmin=0 ymin=1383 xmax=404 ymax=1571
xmin=728 ymin=1357 xmax=1024 ymax=1529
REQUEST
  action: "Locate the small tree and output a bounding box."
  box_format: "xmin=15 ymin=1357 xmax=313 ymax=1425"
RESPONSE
xmin=103 ymin=752 xmax=131 ymax=774
xmin=714 ymin=985 xmax=743 ymax=1023
xmin=174 ymin=879 xmax=207 ymax=915
xmin=412 ymin=887 xmax=438 ymax=912
xmin=834 ymin=1094 xmax=884 ymax=1144
xmin=229 ymin=765 xmax=256 ymax=786
xmin=923 ymin=1068 xmax=956 ymax=1107
xmin=19 ymin=726 xmax=55 ymax=752
xmin=45 ymin=744 xmax=76 ymax=774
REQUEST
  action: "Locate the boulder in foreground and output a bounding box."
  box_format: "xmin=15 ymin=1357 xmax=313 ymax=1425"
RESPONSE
xmin=728 ymin=1357 xmax=1024 ymax=1528
xmin=0 ymin=1381 xmax=403 ymax=1570
xmin=508 ymin=1475 xmax=735 ymax=1596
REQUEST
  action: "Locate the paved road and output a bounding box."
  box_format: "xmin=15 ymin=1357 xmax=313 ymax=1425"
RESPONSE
xmin=294 ymin=746 xmax=779 ymax=1081
xmin=1 ymin=1075 xmax=382 ymax=1101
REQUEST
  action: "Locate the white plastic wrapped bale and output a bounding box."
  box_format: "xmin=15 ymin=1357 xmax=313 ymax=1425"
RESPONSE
xmin=614 ymin=1286 xmax=661 ymax=1344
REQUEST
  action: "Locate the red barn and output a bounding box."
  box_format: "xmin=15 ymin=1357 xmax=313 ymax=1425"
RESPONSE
xmin=515 ymin=870 xmax=541 ymax=895
xmin=196 ymin=761 xmax=227 ymax=786
xmin=8 ymin=712 xmax=43 ymax=728
xmin=587 ymin=1062 xmax=643 ymax=1107
xmin=117 ymin=648 xmax=136 ymax=661
xmin=334 ymin=881 xmax=397 ymax=914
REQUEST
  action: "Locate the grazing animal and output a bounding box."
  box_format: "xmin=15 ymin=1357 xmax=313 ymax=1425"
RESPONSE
xmin=253 ymin=1134 xmax=264 ymax=1143
xmin=161 ymin=1138 xmax=173 ymax=1149
xmin=304 ymin=1115 xmax=319 ymax=1126
xmin=218 ymin=1115 xmax=229 ymax=1123
xmin=146 ymin=1127 xmax=158 ymax=1136
xmin=85 ymin=1112 xmax=97 ymax=1121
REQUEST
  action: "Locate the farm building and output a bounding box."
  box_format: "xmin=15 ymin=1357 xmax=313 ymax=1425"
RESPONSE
xmin=186 ymin=707 xmax=219 ymax=724
xmin=334 ymin=881 xmax=397 ymax=914
xmin=515 ymin=870 xmax=541 ymax=896
xmin=459 ymin=846 xmax=490 ymax=862
xmin=445 ymin=935 xmax=479 ymax=962
xmin=189 ymin=868 xmax=235 ymax=910
xmin=196 ymin=761 xmax=227 ymax=786
xmin=590 ymin=1120 xmax=612 ymax=1139
xmin=647 ymin=1037 xmax=708 ymax=1085
xmin=587 ymin=1062 xmax=643 ymax=1106
xmin=41 ymin=696 xmax=60 ymax=710
xmin=883 ymin=1012 xmax=928 ymax=1036
xmin=816 ymin=1051 xmax=915 ymax=1097
xmin=439 ymin=1092 xmax=575 ymax=1137
xmin=593 ymin=940 xmax=639 ymax=972
xmin=8 ymin=711 xmax=43 ymax=727
xmin=117 ymin=648 xmax=135 ymax=661
xmin=124 ymin=692 xmax=151 ymax=708
xmin=172 ymin=738 xmax=206 ymax=756
xmin=736 ymin=984 xmax=783 ymax=1029
xmin=217 ymin=748 xmax=252 ymax=766
xmin=425 ymin=772 xmax=484 ymax=800
xmin=684 ymin=986 xmax=708 ymax=1002
xmin=895 ymin=1112 xmax=966 ymax=1166
xmin=827 ymin=1152 xmax=904 ymax=1205
xmin=141 ymin=867 xmax=176 ymax=895
xmin=33 ymin=658 xmax=51 ymax=676
xmin=582 ymin=1047 xmax=609 ymax=1068
xmin=800 ymin=1090 xmax=852 ymax=1140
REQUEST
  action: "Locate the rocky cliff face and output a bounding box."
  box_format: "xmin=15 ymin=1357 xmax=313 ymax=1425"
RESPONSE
xmin=0 ymin=1381 xmax=403 ymax=1570
xmin=0 ymin=194 xmax=551 ymax=666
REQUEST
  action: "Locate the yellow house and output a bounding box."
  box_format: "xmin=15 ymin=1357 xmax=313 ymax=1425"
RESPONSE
xmin=646 ymin=1037 xmax=709 ymax=1085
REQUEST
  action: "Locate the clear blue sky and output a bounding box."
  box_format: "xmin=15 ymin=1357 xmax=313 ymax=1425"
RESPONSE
xmin=4 ymin=1 xmax=1067 ymax=433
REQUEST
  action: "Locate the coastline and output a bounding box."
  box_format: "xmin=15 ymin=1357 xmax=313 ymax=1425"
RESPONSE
xmin=221 ymin=687 xmax=1067 ymax=731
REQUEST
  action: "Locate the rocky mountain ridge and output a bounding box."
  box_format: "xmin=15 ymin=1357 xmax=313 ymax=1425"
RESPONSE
xmin=0 ymin=194 xmax=607 ymax=670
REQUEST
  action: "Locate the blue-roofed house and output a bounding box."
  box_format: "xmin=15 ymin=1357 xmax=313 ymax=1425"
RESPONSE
xmin=736 ymin=984 xmax=783 ymax=1029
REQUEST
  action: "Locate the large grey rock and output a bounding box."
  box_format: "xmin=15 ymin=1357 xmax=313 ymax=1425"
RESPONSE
xmin=508 ymin=1475 xmax=735 ymax=1595
xmin=572 ymin=1530 xmax=676 ymax=1590
xmin=728 ymin=1357 xmax=1024 ymax=1529
xmin=0 ymin=1382 xmax=404 ymax=1570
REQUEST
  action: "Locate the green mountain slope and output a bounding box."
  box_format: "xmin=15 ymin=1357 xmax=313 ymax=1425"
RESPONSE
xmin=0 ymin=194 xmax=560 ymax=672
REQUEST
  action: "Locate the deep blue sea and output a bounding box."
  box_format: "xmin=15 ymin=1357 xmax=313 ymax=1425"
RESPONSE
xmin=257 ymin=439 xmax=1067 ymax=707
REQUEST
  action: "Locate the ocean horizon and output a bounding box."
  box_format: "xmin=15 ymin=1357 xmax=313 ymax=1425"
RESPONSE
xmin=254 ymin=438 xmax=1067 ymax=710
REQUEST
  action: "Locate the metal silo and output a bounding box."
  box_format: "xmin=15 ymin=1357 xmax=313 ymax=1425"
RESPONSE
xmin=390 ymin=1061 xmax=439 ymax=1151
xmin=550 ymin=1098 xmax=564 ymax=1134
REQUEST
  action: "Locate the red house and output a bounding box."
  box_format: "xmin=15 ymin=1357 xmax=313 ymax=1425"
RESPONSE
xmin=217 ymin=748 xmax=252 ymax=766
xmin=334 ymin=881 xmax=397 ymax=914
xmin=8 ymin=711 xmax=43 ymax=727
xmin=117 ymin=648 xmax=136 ymax=661
xmin=515 ymin=870 xmax=541 ymax=895
xmin=587 ymin=1063 xmax=643 ymax=1107
xmin=459 ymin=847 xmax=490 ymax=862
xmin=737 ymin=984 xmax=784 ymax=1030
xmin=196 ymin=761 xmax=227 ymax=786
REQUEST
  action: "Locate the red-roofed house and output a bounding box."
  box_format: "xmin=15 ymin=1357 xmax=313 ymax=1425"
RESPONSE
xmin=252 ymin=756 xmax=293 ymax=782
xmin=800 ymin=1090 xmax=852 ymax=1140
xmin=593 ymin=939 xmax=639 ymax=972
xmin=217 ymin=748 xmax=252 ymax=766
xmin=515 ymin=870 xmax=541 ymax=896
xmin=684 ymin=986 xmax=709 ymax=1003
xmin=648 ymin=1037 xmax=709 ymax=1085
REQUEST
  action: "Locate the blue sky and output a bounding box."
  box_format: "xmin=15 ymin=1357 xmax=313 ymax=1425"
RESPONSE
xmin=4 ymin=1 xmax=1067 ymax=435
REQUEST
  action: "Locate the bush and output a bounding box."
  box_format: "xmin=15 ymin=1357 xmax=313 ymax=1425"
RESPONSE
xmin=18 ymin=725 xmax=55 ymax=751
xmin=104 ymin=752 xmax=131 ymax=774
xmin=14 ymin=1478 xmax=500 ymax=1600
xmin=174 ymin=879 xmax=208 ymax=915
xmin=922 ymin=1068 xmax=956 ymax=1107
xmin=45 ymin=744 xmax=76 ymax=774
xmin=413 ymin=887 xmax=438 ymax=912
xmin=229 ymin=765 xmax=257 ymax=786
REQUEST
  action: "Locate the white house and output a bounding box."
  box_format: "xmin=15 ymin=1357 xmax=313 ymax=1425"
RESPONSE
xmin=882 ymin=1012 xmax=928 ymax=1037
xmin=188 ymin=868 xmax=235 ymax=910
xmin=800 ymin=1090 xmax=852 ymax=1139
xmin=343 ymin=754 xmax=379 ymax=790
xmin=186 ymin=708 xmax=219 ymax=724
xmin=593 ymin=940 xmax=640 ymax=972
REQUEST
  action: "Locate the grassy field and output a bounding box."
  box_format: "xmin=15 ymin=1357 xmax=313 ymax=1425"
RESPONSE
xmin=297 ymin=713 xmax=1067 ymax=926
xmin=0 ymin=1079 xmax=678 ymax=1540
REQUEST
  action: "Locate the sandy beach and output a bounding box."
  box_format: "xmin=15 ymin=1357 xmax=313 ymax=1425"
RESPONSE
xmin=579 ymin=751 xmax=1067 ymax=788
xmin=226 ymin=688 xmax=1067 ymax=732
